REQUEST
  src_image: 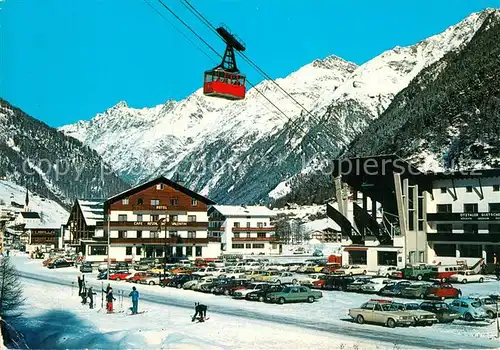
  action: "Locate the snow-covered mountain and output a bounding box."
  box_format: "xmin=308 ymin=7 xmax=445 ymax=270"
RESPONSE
xmin=59 ymin=9 xmax=495 ymax=204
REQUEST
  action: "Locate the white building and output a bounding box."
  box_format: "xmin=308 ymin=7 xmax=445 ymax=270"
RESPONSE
xmin=208 ymin=205 xmax=280 ymax=256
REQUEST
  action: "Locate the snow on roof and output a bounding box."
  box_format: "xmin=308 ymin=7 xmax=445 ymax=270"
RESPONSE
xmin=24 ymin=222 xmax=61 ymax=230
xmin=77 ymin=199 xmax=104 ymax=227
xmin=213 ymin=205 xmax=274 ymax=217
xmin=21 ymin=212 xmax=41 ymax=219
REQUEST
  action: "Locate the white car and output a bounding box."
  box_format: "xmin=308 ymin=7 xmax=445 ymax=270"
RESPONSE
xmin=298 ymin=273 xmax=326 ymax=286
xmin=244 ymin=262 xmax=262 ymax=271
xmin=182 ymin=276 xmax=204 ymax=289
xmin=232 ymin=283 xmax=269 ymax=299
xmin=449 ymin=270 xmax=485 ymax=284
xmin=194 ymin=267 xmax=217 ymax=276
xmin=192 ymin=277 xmax=214 ymax=291
xmin=268 ymin=272 xmax=300 ymax=284
xmin=288 ymin=263 xmax=305 ymax=272
xmin=335 ymin=265 xmax=367 ymax=276
xmin=138 ymin=275 xmax=162 ymax=286
xmin=360 ymin=278 xmax=391 ymax=293
xmin=219 ymin=268 xmax=246 ymax=279
xmin=377 ymin=266 xmax=398 ymax=278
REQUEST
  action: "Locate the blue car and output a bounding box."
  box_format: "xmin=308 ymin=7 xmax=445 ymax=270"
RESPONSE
xmin=379 ymin=281 xmax=412 ymax=296
xmin=449 ymin=298 xmax=488 ymax=321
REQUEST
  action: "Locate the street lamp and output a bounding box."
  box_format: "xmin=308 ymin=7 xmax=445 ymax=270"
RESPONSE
xmin=157 ymin=217 xmax=169 ymax=285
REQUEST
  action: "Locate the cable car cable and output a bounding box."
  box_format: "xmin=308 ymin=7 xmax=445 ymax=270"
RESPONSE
xmin=179 ymin=0 xmax=342 ymax=153
xmin=155 ymin=0 xmax=330 ymax=157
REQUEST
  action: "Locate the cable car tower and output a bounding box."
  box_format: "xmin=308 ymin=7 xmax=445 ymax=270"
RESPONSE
xmin=203 ymin=25 xmax=246 ymax=100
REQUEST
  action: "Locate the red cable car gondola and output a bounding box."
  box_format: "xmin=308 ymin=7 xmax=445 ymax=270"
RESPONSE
xmin=204 ymin=25 xmax=246 ymax=100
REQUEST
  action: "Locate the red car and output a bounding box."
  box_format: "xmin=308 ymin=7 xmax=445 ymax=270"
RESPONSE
xmin=312 ymin=279 xmax=327 ymax=289
xmin=109 ymin=271 xmax=131 ymax=281
xmin=128 ymin=272 xmax=149 ymax=283
xmin=426 ymin=283 xmax=461 ymax=300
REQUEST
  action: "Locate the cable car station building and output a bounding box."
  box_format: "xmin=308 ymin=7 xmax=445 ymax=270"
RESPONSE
xmin=328 ymin=156 xmax=500 ymax=271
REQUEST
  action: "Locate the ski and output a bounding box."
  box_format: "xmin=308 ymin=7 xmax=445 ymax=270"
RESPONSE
xmin=126 ymin=311 xmax=147 ymax=315
xmin=106 ymin=310 xmax=125 ymax=314
xmin=192 ymin=316 xmax=210 ymax=323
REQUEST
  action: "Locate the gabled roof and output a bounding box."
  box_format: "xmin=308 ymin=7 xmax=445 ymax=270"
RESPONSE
xmin=105 ymin=176 xmax=215 ymax=205
xmin=77 ymin=199 xmax=104 ymax=227
xmin=20 ymin=212 xmax=40 ymax=219
xmin=211 ymin=205 xmax=274 ymax=217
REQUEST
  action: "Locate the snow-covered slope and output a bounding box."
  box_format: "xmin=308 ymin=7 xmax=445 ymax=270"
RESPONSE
xmin=0 ymin=180 xmax=69 ymax=224
xmin=59 ymin=10 xmax=494 ymax=204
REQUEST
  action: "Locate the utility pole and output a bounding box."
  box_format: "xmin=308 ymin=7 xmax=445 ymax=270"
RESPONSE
xmin=107 ymin=207 xmax=111 ymax=281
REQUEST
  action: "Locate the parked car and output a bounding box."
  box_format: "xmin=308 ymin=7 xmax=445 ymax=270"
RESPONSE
xmin=134 ymin=262 xmax=151 ymax=271
xmin=127 ymin=272 xmax=150 ymax=283
xmin=448 ymin=271 xmax=485 ymax=284
xmin=378 ymin=281 xmax=412 ymax=297
xmin=391 ymin=302 xmax=438 ymax=326
xmin=233 ymin=283 xmax=271 ymax=299
xmin=377 ymin=266 xmax=399 ymax=278
xmin=246 ymin=284 xmax=284 ymax=302
xmin=199 ymin=278 xmax=232 ymax=293
xmin=425 ymin=283 xmax=461 ymax=300
xmin=79 ymin=262 xmax=93 ymax=273
xmin=246 ymin=270 xmax=265 ymax=282
xmin=348 ymin=300 xmax=415 ymax=328
xmin=298 ymin=273 xmax=326 ymax=286
xmin=47 ymin=259 xmax=74 ymax=269
xmin=335 ymin=265 xmax=367 ymax=276
xmin=450 ymin=298 xmax=489 ymax=321
xmin=400 ymin=283 xmax=432 ymax=299
xmin=268 ymin=272 xmax=300 ymax=285
xmin=469 ymin=296 xmax=499 ymax=319
xmin=170 ymin=274 xmax=198 ymax=289
xmin=360 ymin=278 xmax=391 ymax=294
xmin=138 ymin=274 xmax=162 ymax=285
xmin=346 ymin=278 xmax=372 ymax=292
xmin=256 ymin=270 xmax=282 ymax=281
xmin=419 ymin=301 xmax=460 ymax=323
xmin=266 ymin=286 xmax=322 ymax=304
xmin=109 ymin=271 xmax=131 ymax=281
xmin=321 ymin=275 xmax=355 ymax=291
xmin=430 ymin=265 xmax=461 ymax=282
xmin=182 ymin=275 xmax=203 ymax=289
xmin=213 ymin=279 xmax=249 ymax=295
xmin=400 ymin=264 xmax=434 ymax=281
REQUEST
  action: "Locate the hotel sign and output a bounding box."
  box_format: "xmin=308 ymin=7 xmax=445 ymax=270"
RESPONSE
xmin=427 ymin=212 xmax=500 ymax=221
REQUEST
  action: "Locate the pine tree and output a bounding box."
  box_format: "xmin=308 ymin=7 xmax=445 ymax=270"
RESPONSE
xmin=0 ymin=257 xmax=25 ymax=318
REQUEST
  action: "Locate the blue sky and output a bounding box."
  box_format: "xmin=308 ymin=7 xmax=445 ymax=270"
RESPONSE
xmin=1 ymin=0 xmax=498 ymax=127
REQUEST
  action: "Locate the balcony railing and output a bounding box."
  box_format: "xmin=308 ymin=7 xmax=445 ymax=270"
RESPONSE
xmin=427 ymin=232 xmax=500 ymax=243
xmin=110 ymin=237 xmax=220 ymax=245
xmin=110 ymin=221 xmax=208 ymax=229
xmin=427 ymin=212 xmax=500 ymax=222
xmin=232 ymin=236 xmax=275 ymax=242
xmin=131 ymin=205 xmax=194 ymax=212
xmin=232 ymin=227 xmax=274 ymax=232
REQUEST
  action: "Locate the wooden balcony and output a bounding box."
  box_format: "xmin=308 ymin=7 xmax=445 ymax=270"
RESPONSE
xmin=110 ymin=237 xmax=221 ymax=245
xmin=232 ymin=237 xmax=275 ymax=242
xmin=232 ymin=227 xmax=274 ymax=232
xmin=131 ymin=205 xmax=197 ymax=212
xmin=110 ymin=221 xmax=208 ymax=229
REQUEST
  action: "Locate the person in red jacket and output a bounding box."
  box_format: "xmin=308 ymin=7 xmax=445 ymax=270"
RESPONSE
xmin=106 ymin=288 xmax=116 ymax=313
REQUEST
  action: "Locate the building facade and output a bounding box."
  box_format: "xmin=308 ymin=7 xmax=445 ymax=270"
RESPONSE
xmin=65 ymin=199 xmax=105 ymax=252
xmin=86 ymin=177 xmax=220 ymax=263
xmin=25 ymin=222 xmax=61 ymax=253
xmin=208 ymin=205 xmax=280 ymax=255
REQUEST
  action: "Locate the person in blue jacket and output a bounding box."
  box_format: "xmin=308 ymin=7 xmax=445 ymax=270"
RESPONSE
xmin=129 ymin=286 xmax=139 ymax=314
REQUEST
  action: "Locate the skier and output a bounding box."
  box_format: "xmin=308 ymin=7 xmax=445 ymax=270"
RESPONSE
xmin=106 ymin=288 xmax=116 ymax=313
xmin=191 ymin=302 xmax=207 ymax=322
xmin=495 ymin=263 xmax=500 ymax=281
xmin=77 ymin=276 xmax=83 ymax=295
xmin=103 ymin=283 xmax=111 ymax=295
xmin=80 ymin=281 xmax=88 ymax=305
xmin=129 ymin=286 xmax=139 ymax=314
xmin=87 ymin=286 xmax=97 ymax=309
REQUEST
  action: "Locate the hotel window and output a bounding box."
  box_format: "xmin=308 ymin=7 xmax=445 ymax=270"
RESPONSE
xmin=257 ymin=232 xmax=266 ymax=238
xmin=466 ymin=186 xmax=473 ymax=193
xmin=169 ymin=230 xmax=178 ymax=237
xmin=186 ymin=246 xmax=193 ymax=256
xmin=119 ymin=230 xmax=127 ymax=238
xmin=246 ymin=244 xmax=251 ymax=248
xmin=489 ymin=203 xmax=500 ymax=213
xmin=137 ymin=198 xmax=144 ymax=205
xmin=459 ymin=244 xmax=482 ymax=258
xmin=150 ymin=231 xmax=159 ymax=238
xmin=246 ymin=222 xmax=251 ymax=228
xmin=169 ymin=198 xmax=179 ymax=206
xmin=192 ymin=199 xmax=198 ymax=206
xmin=137 ymin=230 xmax=143 ymax=238
xmin=151 ymin=214 xmax=159 ymax=222
xmin=170 ymin=215 xmax=178 ymax=222
xmin=234 ymin=222 xmax=240 ymax=228
xmin=436 ymin=224 xmax=453 ymax=233
xmin=126 ymin=247 xmax=132 ymax=255
xmin=136 ymin=247 xmax=142 ymax=255
xmin=440 ymin=187 xmax=447 ymax=194
xmin=257 ymin=222 xmax=263 ymax=228
xmin=489 ymin=224 xmax=500 ymax=234
xmin=89 ymin=246 xmax=107 ymax=255
xmin=188 ymin=215 xmax=197 ymax=222
xmin=436 ymin=204 xmax=452 ymax=213
xmin=253 ymin=244 xmax=265 ymax=249
xmin=118 ymin=214 xmax=127 ymax=222
xmin=136 ymin=214 xmax=143 ymax=222
xmin=156 ymin=184 xmax=164 ymax=190
xmin=463 ymin=224 xmax=479 ymax=234
xmin=433 ymin=244 xmax=456 ymax=257
xmin=196 ymin=246 xmax=202 ymax=256
xmin=494 ymin=185 xmax=500 ymax=192
xmin=233 ymin=233 xmax=240 ymax=238
xmin=122 ymin=198 xmax=129 ymax=205
xmin=464 ymin=203 xmax=478 ymax=213
xmin=246 ymin=232 xmax=251 ymax=238
xmin=188 ymin=231 xmax=196 ymax=238
xmin=151 ymin=199 xmax=160 ymax=206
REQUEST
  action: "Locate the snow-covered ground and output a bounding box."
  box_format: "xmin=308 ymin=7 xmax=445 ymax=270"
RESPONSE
xmin=0 ymin=180 xmax=69 ymax=224
xmin=10 ymin=255 xmax=500 ymax=349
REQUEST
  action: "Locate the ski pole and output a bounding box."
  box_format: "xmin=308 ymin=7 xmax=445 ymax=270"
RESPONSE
xmin=101 ymin=281 xmax=104 ymax=309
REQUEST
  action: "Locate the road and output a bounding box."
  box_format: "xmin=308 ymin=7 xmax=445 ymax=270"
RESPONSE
xmin=17 ymin=270 xmax=499 ymax=349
